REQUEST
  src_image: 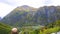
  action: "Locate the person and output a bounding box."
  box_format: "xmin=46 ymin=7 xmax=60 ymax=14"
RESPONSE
xmin=11 ymin=28 xmax=18 ymax=34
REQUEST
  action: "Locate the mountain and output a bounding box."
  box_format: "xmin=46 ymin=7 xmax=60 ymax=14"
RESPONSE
xmin=1 ymin=5 xmax=37 ymax=27
xmin=16 ymin=5 xmax=37 ymax=11
xmin=1 ymin=5 xmax=60 ymax=27
xmin=35 ymin=6 xmax=57 ymax=25
xmin=35 ymin=6 xmax=60 ymax=25
xmin=0 ymin=17 xmax=2 ymax=20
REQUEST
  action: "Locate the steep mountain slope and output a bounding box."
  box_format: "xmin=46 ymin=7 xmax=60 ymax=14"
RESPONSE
xmin=1 ymin=5 xmax=60 ymax=27
xmin=1 ymin=5 xmax=37 ymax=27
xmin=35 ymin=6 xmax=57 ymax=25
xmin=35 ymin=6 xmax=60 ymax=25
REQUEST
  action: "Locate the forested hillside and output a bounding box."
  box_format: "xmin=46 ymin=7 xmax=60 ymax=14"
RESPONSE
xmin=0 ymin=5 xmax=60 ymax=34
xmin=1 ymin=5 xmax=60 ymax=27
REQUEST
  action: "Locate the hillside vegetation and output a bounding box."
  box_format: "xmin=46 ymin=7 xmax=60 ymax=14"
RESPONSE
xmin=1 ymin=6 xmax=60 ymax=27
xmin=0 ymin=5 xmax=60 ymax=34
xmin=0 ymin=23 xmax=12 ymax=34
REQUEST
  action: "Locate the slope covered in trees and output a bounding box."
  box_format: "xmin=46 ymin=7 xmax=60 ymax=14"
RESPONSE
xmin=1 ymin=5 xmax=60 ymax=27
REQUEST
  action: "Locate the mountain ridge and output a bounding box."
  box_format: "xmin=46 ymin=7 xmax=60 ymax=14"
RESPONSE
xmin=1 ymin=6 xmax=60 ymax=27
xmin=14 ymin=5 xmax=37 ymax=12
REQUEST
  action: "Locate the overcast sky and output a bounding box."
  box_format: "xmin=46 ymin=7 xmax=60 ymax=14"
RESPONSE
xmin=0 ymin=0 xmax=60 ymax=18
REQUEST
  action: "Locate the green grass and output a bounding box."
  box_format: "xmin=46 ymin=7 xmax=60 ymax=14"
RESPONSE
xmin=0 ymin=23 xmax=12 ymax=34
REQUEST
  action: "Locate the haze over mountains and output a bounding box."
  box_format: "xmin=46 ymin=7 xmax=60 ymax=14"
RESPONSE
xmin=1 ymin=5 xmax=60 ymax=27
xmin=0 ymin=17 xmax=1 ymax=20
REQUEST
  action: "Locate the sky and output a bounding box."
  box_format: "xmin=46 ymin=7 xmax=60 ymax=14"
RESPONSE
xmin=0 ymin=0 xmax=60 ymax=18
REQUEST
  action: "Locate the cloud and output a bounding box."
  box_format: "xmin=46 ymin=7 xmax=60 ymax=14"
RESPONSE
xmin=0 ymin=0 xmax=45 ymax=8
xmin=0 ymin=2 xmax=16 ymax=18
xmin=43 ymin=0 xmax=60 ymax=6
xmin=43 ymin=0 xmax=53 ymax=5
xmin=0 ymin=0 xmax=17 ymax=6
xmin=0 ymin=0 xmax=60 ymax=17
xmin=52 ymin=0 xmax=60 ymax=6
xmin=0 ymin=0 xmax=45 ymax=18
xmin=0 ymin=0 xmax=60 ymax=7
xmin=16 ymin=0 xmax=45 ymax=7
xmin=1 ymin=0 xmax=60 ymax=8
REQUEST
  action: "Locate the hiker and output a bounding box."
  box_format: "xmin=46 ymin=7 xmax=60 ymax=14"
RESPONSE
xmin=11 ymin=28 xmax=18 ymax=34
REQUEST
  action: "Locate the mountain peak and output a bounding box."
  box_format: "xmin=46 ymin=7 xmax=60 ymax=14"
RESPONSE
xmin=17 ymin=5 xmax=30 ymax=9
xmin=15 ymin=5 xmax=37 ymax=11
xmin=21 ymin=5 xmax=29 ymax=8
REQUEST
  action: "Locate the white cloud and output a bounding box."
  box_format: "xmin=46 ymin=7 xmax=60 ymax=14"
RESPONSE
xmin=44 ymin=0 xmax=60 ymax=6
xmin=0 ymin=0 xmax=45 ymax=8
xmin=0 ymin=0 xmax=60 ymax=18
xmin=0 ymin=2 xmax=16 ymax=18
xmin=0 ymin=0 xmax=17 ymax=6
xmin=14 ymin=0 xmax=45 ymax=8
xmin=0 ymin=0 xmax=45 ymax=18
xmin=52 ymin=0 xmax=60 ymax=6
xmin=1 ymin=0 xmax=60 ymax=8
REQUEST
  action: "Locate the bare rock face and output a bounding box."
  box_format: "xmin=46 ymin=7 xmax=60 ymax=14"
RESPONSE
xmin=11 ymin=28 xmax=18 ymax=34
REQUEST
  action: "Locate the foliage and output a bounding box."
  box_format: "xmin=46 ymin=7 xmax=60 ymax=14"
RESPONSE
xmin=0 ymin=23 xmax=12 ymax=34
xmin=1 ymin=6 xmax=60 ymax=34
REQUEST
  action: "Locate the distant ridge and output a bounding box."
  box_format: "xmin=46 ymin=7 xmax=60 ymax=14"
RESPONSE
xmin=19 ymin=5 xmax=30 ymax=8
xmin=0 ymin=17 xmax=1 ymax=20
xmin=15 ymin=5 xmax=37 ymax=11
